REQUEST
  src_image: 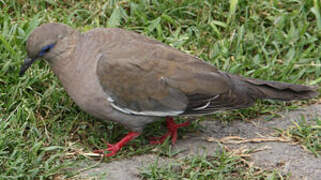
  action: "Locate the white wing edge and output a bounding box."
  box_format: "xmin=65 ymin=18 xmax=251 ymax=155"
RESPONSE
xmin=192 ymin=95 xmax=220 ymax=110
xmin=107 ymin=97 xmax=183 ymax=117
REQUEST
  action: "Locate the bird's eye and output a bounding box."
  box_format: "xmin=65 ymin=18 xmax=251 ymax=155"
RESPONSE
xmin=39 ymin=43 xmax=55 ymax=56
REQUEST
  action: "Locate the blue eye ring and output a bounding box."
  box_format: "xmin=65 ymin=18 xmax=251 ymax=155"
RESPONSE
xmin=39 ymin=43 xmax=55 ymax=56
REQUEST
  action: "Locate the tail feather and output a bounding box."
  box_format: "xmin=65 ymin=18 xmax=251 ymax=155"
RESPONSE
xmin=182 ymin=73 xmax=318 ymax=116
xmin=237 ymin=76 xmax=319 ymax=101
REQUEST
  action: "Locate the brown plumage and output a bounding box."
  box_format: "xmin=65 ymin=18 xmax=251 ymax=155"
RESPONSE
xmin=20 ymin=23 xmax=319 ymax=157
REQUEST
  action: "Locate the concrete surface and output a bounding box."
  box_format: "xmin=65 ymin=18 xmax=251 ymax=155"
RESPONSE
xmin=75 ymin=104 xmax=321 ymax=180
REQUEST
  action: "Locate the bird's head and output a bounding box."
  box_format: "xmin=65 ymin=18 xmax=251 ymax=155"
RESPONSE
xmin=20 ymin=23 xmax=76 ymax=76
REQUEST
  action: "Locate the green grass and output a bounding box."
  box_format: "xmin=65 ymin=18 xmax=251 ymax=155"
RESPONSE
xmin=0 ymin=0 xmax=320 ymax=178
xmin=140 ymin=147 xmax=289 ymax=180
xmin=276 ymin=117 xmax=321 ymax=157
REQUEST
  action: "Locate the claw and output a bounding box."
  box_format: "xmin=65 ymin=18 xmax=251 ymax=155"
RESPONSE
xmin=93 ymin=132 xmax=140 ymax=157
xmin=107 ymin=143 xmax=114 ymax=149
xmin=93 ymin=149 xmax=105 ymax=154
xmin=149 ymin=117 xmax=190 ymax=145
xmin=149 ymin=132 xmax=170 ymax=144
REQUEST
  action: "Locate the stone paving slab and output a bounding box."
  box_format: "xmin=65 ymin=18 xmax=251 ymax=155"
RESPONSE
xmin=77 ymin=104 xmax=321 ymax=180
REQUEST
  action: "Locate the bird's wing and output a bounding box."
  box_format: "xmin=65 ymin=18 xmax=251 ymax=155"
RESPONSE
xmin=96 ymin=30 xmax=235 ymax=116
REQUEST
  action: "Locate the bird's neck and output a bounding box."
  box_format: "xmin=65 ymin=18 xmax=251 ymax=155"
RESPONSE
xmin=49 ymin=30 xmax=80 ymax=66
xmin=49 ymin=32 xmax=81 ymax=86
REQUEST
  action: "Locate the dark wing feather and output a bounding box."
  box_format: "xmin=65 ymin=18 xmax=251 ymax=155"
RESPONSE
xmin=95 ymin=29 xmax=236 ymax=116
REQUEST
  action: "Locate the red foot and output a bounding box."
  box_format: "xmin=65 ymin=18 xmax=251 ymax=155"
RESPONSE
xmin=93 ymin=132 xmax=140 ymax=157
xmin=150 ymin=117 xmax=190 ymax=145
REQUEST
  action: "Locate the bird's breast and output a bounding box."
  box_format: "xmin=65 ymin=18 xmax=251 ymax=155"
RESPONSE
xmin=50 ymin=54 xmax=113 ymax=120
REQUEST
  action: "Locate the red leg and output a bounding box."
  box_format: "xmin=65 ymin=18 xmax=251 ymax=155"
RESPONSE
xmin=150 ymin=117 xmax=190 ymax=145
xmin=93 ymin=132 xmax=140 ymax=157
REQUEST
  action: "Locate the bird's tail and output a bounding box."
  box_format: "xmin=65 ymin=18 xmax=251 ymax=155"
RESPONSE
xmin=232 ymin=75 xmax=319 ymax=101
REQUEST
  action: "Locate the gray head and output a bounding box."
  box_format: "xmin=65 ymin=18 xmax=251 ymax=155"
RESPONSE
xmin=20 ymin=23 xmax=76 ymax=76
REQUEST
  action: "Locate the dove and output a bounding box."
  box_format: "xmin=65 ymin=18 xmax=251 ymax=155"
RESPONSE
xmin=20 ymin=23 xmax=318 ymax=157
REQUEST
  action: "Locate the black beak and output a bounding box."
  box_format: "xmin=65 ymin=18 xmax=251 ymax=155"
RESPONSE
xmin=19 ymin=57 xmax=37 ymax=76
